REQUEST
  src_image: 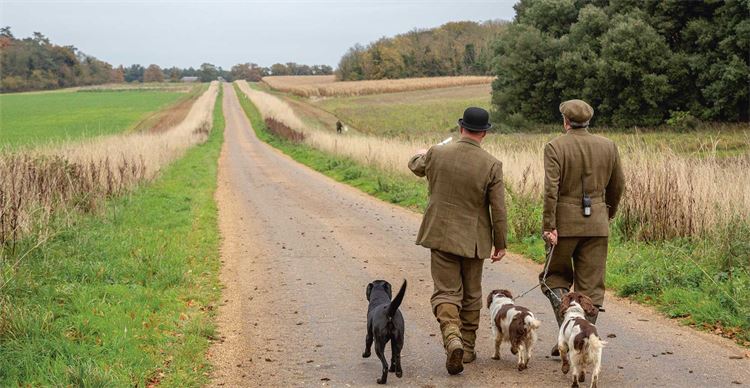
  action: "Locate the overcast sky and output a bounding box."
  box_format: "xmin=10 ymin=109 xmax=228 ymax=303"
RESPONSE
xmin=1 ymin=0 xmax=517 ymax=69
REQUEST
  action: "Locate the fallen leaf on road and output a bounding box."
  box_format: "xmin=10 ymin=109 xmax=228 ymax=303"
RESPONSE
xmin=321 ymin=377 xmax=331 ymax=381
xmin=607 ymin=333 xmax=616 ymax=338
xmin=729 ymin=356 xmax=744 ymax=360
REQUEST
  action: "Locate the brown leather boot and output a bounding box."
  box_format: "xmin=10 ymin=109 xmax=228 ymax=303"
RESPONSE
xmin=436 ymin=304 xmax=464 ymax=375
xmin=460 ymin=309 xmax=480 ymax=363
xmin=445 ymin=335 xmax=464 ymax=375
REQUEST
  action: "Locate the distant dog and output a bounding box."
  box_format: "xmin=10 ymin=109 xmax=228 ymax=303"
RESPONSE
xmin=362 ymin=279 xmax=407 ymax=384
xmin=486 ymin=289 xmax=541 ymax=371
xmin=558 ymin=292 xmax=605 ymax=388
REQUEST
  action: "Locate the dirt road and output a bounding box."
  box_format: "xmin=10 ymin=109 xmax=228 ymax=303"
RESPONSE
xmin=209 ymin=84 xmax=749 ymax=387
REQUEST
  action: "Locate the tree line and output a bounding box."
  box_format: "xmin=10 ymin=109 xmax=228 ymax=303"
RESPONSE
xmin=1 ymin=28 xmax=116 ymax=92
xmin=336 ymin=21 xmax=505 ymax=81
xmin=0 ymin=28 xmax=333 ymax=93
xmin=491 ymin=0 xmax=749 ymax=127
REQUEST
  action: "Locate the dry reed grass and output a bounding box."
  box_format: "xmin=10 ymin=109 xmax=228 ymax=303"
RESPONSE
xmin=0 ymin=82 xmax=219 ymax=246
xmin=262 ymin=75 xmax=494 ymax=97
xmin=237 ymin=80 xmax=750 ymax=241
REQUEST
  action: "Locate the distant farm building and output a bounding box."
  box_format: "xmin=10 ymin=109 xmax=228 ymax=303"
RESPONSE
xmin=181 ymin=76 xmax=199 ymax=82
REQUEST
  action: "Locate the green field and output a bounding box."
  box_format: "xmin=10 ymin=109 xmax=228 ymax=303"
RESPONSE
xmin=0 ymin=90 xmax=224 ymax=385
xmin=0 ymin=89 xmax=185 ymax=147
xmin=313 ymin=84 xmax=491 ymax=137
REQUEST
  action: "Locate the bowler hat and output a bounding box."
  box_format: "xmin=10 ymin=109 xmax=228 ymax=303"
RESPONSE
xmin=458 ymin=107 xmax=492 ymax=132
xmin=559 ymin=99 xmax=594 ymax=127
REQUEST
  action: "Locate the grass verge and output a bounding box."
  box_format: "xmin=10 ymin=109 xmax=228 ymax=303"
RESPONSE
xmin=0 ymin=88 xmax=225 ymax=385
xmin=235 ymin=83 xmax=750 ymax=346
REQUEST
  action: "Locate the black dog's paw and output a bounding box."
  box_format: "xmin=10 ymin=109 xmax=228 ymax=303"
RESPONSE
xmin=396 ymin=370 xmax=403 ymax=378
xmin=389 ymin=364 xmax=395 ymax=372
xmin=377 ymin=377 xmax=387 ymax=384
xmin=362 ymin=351 xmax=371 ymax=358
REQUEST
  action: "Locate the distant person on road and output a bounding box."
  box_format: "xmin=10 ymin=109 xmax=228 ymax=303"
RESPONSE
xmin=541 ymin=99 xmax=625 ymax=357
xmin=408 ymin=107 xmax=507 ymax=375
xmin=336 ymin=120 xmax=343 ymax=134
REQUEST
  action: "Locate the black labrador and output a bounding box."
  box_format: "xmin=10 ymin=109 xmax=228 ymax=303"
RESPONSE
xmin=363 ymin=279 xmax=407 ymax=384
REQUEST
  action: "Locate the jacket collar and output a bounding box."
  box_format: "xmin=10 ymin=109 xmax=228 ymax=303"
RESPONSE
xmin=567 ymin=128 xmax=590 ymax=135
xmin=458 ymin=137 xmax=482 ymax=148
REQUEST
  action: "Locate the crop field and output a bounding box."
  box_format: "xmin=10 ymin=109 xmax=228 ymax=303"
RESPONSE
xmin=262 ymin=75 xmax=493 ymax=97
xmin=0 ymin=83 xmax=218 ymax=246
xmin=313 ymin=84 xmax=491 ymax=136
xmin=77 ymin=82 xmax=198 ymax=93
xmin=0 ymin=88 xmax=188 ymax=147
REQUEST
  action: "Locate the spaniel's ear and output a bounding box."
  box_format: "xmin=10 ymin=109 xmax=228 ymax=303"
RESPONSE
xmin=366 ymin=283 xmax=373 ymax=301
xmin=560 ymin=292 xmax=573 ymax=315
xmin=486 ymin=290 xmax=496 ymax=309
xmin=578 ymin=293 xmax=598 ymax=317
xmin=500 ymin=289 xmax=513 ymax=299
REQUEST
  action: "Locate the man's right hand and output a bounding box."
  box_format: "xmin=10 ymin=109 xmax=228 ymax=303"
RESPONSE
xmin=490 ymin=248 xmax=506 ymax=263
xmin=414 ymin=148 xmax=428 ymax=156
xmin=543 ymin=229 xmax=558 ymax=246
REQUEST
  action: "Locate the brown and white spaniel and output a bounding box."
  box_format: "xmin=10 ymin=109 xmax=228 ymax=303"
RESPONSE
xmin=558 ymin=292 xmax=606 ymax=388
xmin=486 ymin=289 xmax=541 ymax=371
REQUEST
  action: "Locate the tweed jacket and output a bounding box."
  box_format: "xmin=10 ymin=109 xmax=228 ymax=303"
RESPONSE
xmin=409 ymin=138 xmax=507 ymax=258
xmin=543 ymin=128 xmax=625 ymax=237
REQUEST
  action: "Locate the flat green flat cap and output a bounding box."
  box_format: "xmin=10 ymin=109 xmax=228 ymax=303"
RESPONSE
xmin=559 ymin=99 xmax=594 ymax=127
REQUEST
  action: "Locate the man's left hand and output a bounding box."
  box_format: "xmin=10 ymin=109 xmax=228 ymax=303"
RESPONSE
xmin=414 ymin=148 xmax=428 ymax=156
xmin=490 ymin=248 xmax=506 ymax=263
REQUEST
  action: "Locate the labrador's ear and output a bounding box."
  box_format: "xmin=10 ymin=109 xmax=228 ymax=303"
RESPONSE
xmin=384 ymin=282 xmax=392 ymax=298
xmin=366 ymin=283 xmax=373 ymax=301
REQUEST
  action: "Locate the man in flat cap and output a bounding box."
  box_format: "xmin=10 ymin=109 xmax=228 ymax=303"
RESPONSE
xmin=541 ymin=99 xmax=625 ymax=356
xmin=408 ymin=107 xmax=507 ymax=375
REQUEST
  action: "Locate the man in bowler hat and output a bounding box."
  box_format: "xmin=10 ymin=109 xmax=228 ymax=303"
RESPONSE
xmin=541 ymin=99 xmax=625 ymax=356
xmin=408 ymin=107 xmax=508 ymax=375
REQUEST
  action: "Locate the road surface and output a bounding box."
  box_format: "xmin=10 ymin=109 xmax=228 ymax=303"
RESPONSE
xmin=208 ymin=83 xmax=749 ymax=387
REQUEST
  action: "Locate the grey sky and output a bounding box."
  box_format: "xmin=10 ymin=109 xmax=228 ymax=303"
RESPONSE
xmin=1 ymin=0 xmax=517 ymax=69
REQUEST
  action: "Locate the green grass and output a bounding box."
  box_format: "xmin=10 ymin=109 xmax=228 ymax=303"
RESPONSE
xmin=0 ymin=89 xmax=185 ymax=147
xmin=0 ymin=89 xmax=224 ymax=385
xmin=313 ymin=85 xmax=491 ymax=137
xmin=237 ymin=84 xmax=750 ymax=346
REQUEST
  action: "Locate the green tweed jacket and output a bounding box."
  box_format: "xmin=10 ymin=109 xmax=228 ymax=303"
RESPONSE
xmin=408 ymin=137 xmax=507 ymax=258
xmin=543 ymin=128 xmax=625 ymax=237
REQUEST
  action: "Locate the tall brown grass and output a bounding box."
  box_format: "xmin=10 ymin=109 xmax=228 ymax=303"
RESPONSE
xmin=237 ymin=80 xmax=750 ymax=241
xmin=0 ymin=82 xmax=219 ymax=247
xmin=262 ymin=75 xmax=494 ymax=98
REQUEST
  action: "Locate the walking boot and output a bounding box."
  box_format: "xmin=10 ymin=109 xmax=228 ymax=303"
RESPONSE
xmin=436 ymin=304 xmax=464 ymax=375
xmin=544 ymin=287 xmax=569 ymax=357
xmin=444 ymin=330 xmax=464 ymax=375
xmin=459 ymin=309 xmax=480 ymax=363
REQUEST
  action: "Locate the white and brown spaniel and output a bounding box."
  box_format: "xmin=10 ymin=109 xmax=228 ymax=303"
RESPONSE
xmin=486 ymin=289 xmax=541 ymax=371
xmin=558 ymin=292 xmax=606 ymax=388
